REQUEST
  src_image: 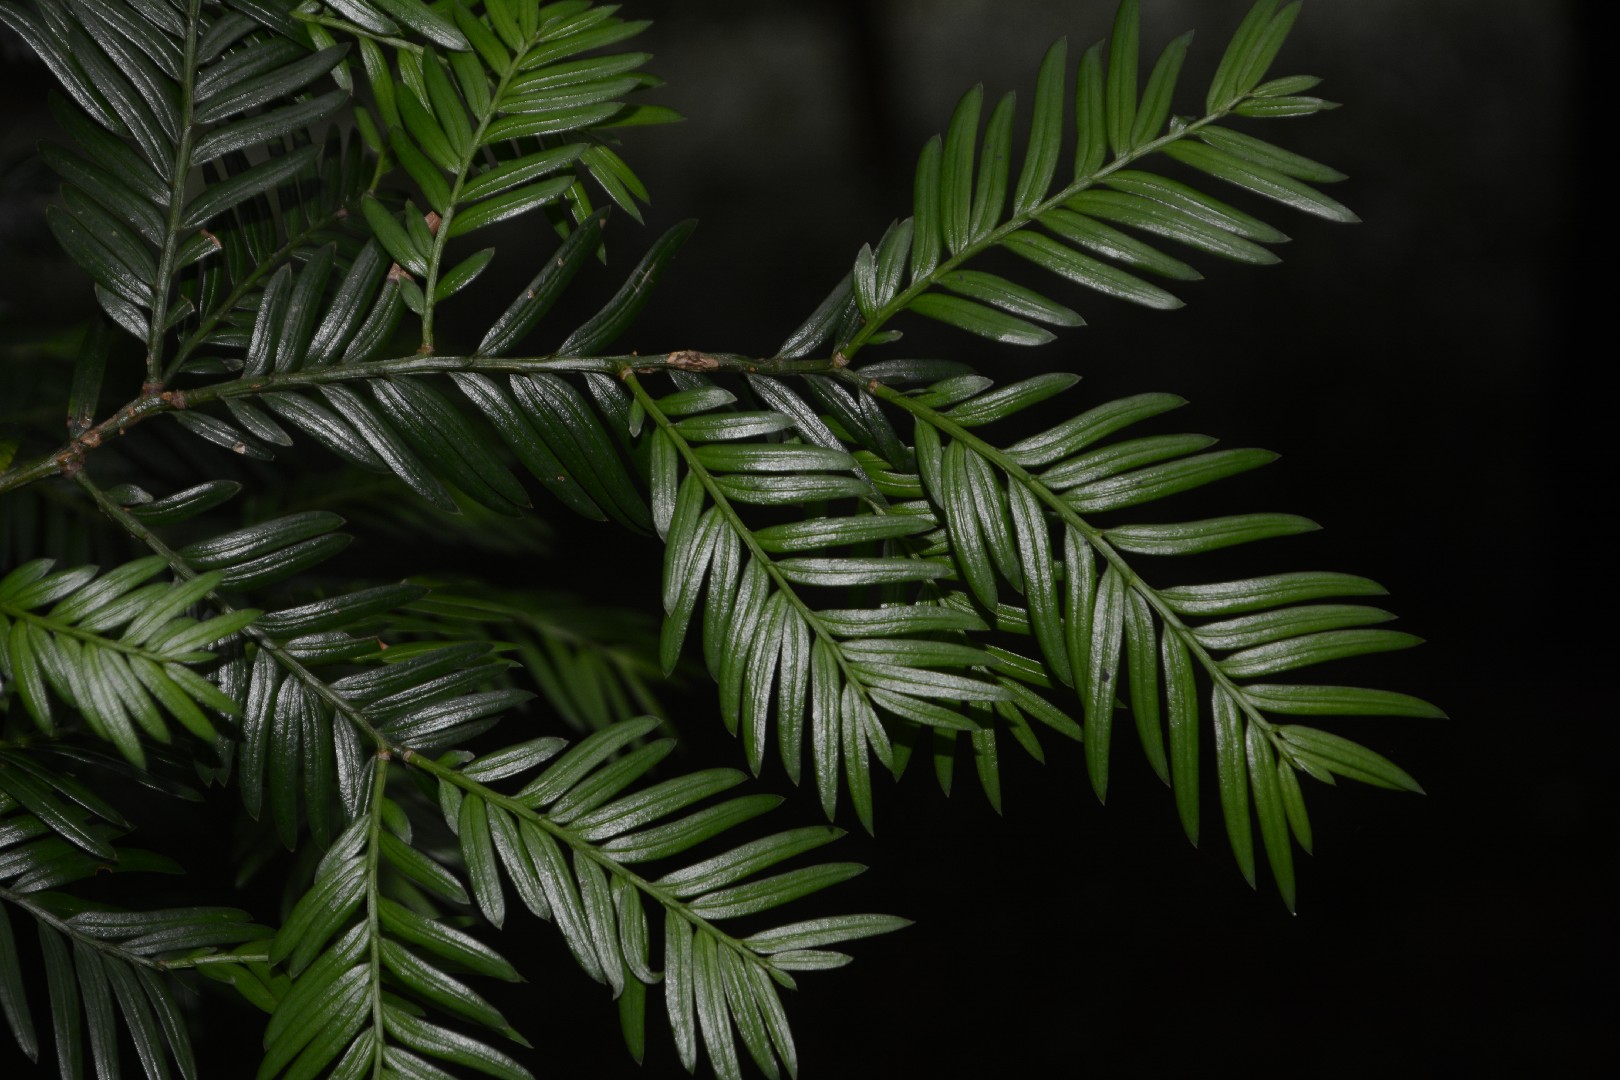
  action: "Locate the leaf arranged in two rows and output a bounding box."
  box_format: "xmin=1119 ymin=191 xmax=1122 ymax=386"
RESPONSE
xmin=400 ymin=588 xmax=670 ymax=736
xmin=3 ymin=0 xmax=355 ymax=342
xmin=435 ymin=717 xmax=908 ymax=1080
xmin=163 ymin=120 xmax=374 ymax=381
xmin=355 ymin=0 xmax=666 ymax=268
xmin=894 ymin=370 xmax=1435 ymax=908
xmin=197 ymin=531 xmax=531 ymax=847
xmin=261 ymin=804 xmax=531 ymax=1080
xmin=0 ymin=903 xmax=253 ymax=1080
xmin=1 ymin=784 xmax=267 ymax=1077
xmin=0 ymin=556 xmax=251 ymax=768
xmin=169 ymin=218 xmax=693 ymax=529
xmin=640 ymin=377 xmax=1053 ymax=829
xmin=787 ymin=0 xmax=1350 ymax=359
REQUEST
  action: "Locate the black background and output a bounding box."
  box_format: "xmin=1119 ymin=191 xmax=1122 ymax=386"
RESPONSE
xmin=1 ymin=1 xmax=1608 ymax=1077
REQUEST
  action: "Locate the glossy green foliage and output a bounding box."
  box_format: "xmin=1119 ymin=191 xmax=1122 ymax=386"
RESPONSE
xmin=792 ymin=0 xmax=1348 ymax=360
xmin=880 ymin=371 xmax=1434 ymax=909
xmin=0 ymin=556 xmax=252 ymax=765
xmin=0 ymin=1 xmax=1437 ymax=1077
xmin=396 ymin=587 xmax=672 ymax=735
xmin=0 ymin=756 xmax=268 ymax=1078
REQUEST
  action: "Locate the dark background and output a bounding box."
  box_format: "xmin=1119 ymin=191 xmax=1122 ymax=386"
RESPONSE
xmin=2 ymin=1 xmax=1608 ymax=1076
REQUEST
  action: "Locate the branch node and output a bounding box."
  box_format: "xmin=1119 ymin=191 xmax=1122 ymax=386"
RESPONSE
xmin=668 ymin=349 xmax=718 ymax=372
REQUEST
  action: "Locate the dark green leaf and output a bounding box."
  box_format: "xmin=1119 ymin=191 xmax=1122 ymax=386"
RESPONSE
xmin=1007 ymin=392 xmax=1186 ymax=467
xmin=1131 ymin=31 xmax=1192 ymax=146
xmin=910 ymin=136 xmax=943 ymax=282
xmin=182 ymin=145 xmax=322 ymax=230
xmin=1084 ymin=566 xmax=1125 ymax=801
xmin=449 ymin=178 xmax=575 ymax=238
xmin=1161 ymin=140 xmax=1357 ymax=224
xmin=360 ymin=196 xmax=429 ymax=277
xmin=195 ymin=45 xmax=348 ymax=124
xmin=1207 ymin=0 xmax=1280 ymax=111
xmin=908 ymin=293 xmax=1053 ymax=346
xmin=1246 ymin=723 xmax=1295 ymax=910
xmin=1065 ymin=448 xmax=1277 ymax=512
xmin=1243 ymin=684 xmax=1445 ymax=719
xmin=1276 ymin=759 xmax=1313 ymax=852
xmin=380 ymin=832 xmax=470 ymax=905
xmin=1003 ymin=229 xmax=1183 ymax=309
xmin=378 ymin=897 xmax=519 ymax=981
xmin=194 ymin=90 xmax=348 ymax=163
xmin=373 ymin=0 xmax=472 ymax=50
xmin=940 ymin=84 xmax=982 ymax=254
xmin=1013 ymin=37 xmax=1067 ymax=215
xmin=1104 ymin=514 xmax=1318 ymax=556
xmin=1192 ymin=604 xmax=1396 ymax=651
xmin=602 ymin=795 xmax=782 ymax=863
xmin=435 ymin=247 xmax=497 ymax=301
xmin=939 ymin=270 xmax=1082 ymax=327
xmin=1102 ymin=170 xmax=1289 ymax=243
xmin=1160 ymin=572 xmax=1386 ymax=616
xmin=478 ymin=209 xmax=607 ymax=357
xmin=0 ymin=905 xmax=36 ymax=1060
xmin=1275 ymin=726 xmax=1423 ymax=792
xmin=1220 ymin=628 xmax=1421 ymax=678
xmin=1039 ymin=207 xmax=1202 ymax=280
xmin=1105 ymin=0 xmax=1140 ymax=155
xmin=1198 ymin=125 xmax=1346 ymax=184
xmin=1212 ymin=689 xmax=1255 ymax=887
xmin=558 ymin=220 xmax=697 ymax=355
xmin=968 ymin=90 xmax=1015 ymax=243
